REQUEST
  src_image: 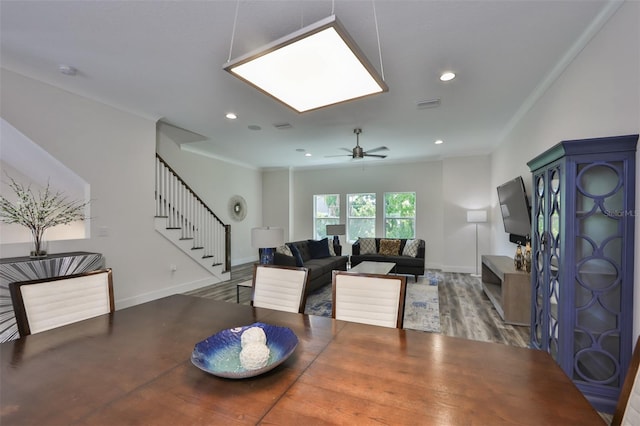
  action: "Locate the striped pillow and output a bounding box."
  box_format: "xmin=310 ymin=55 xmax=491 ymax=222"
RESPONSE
xmin=276 ymin=244 xmax=293 ymax=257
xmin=358 ymin=238 xmax=377 ymax=255
xmin=402 ymin=239 xmax=421 ymax=257
xmin=328 ymin=239 xmax=336 ymax=257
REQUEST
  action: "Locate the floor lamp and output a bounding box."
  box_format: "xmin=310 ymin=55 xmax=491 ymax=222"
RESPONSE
xmin=467 ymin=210 xmax=487 ymax=277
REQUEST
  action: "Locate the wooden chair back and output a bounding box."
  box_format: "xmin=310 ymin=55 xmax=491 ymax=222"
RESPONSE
xmin=252 ymin=264 xmax=309 ymax=313
xmin=612 ymin=336 xmax=640 ymax=425
xmin=9 ymin=268 xmax=115 ymax=336
xmin=332 ymin=271 xmax=406 ymax=328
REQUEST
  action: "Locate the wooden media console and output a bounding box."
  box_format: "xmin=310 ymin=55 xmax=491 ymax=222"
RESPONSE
xmin=481 ymin=255 xmax=531 ymax=326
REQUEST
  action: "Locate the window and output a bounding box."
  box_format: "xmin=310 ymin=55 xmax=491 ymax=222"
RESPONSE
xmin=347 ymin=193 xmax=376 ymax=242
xmin=384 ymin=192 xmax=416 ymax=238
xmin=313 ymin=194 xmax=339 ymax=239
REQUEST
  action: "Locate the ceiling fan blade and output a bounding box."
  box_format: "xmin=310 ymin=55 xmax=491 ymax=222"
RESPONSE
xmin=364 ymin=154 xmax=387 ymax=158
xmin=325 ymin=154 xmax=352 ymax=158
xmin=339 ymin=148 xmax=353 ymax=153
xmin=365 ymin=146 xmax=389 ymax=154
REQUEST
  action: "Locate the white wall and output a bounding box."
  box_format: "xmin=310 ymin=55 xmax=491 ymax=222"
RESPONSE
xmin=0 ymin=69 xmax=231 ymax=309
xmin=442 ymin=155 xmax=492 ymax=273
xmin=489 ymin=2 xmax=640 ymax=336
xmin=263 ymin=157 xmax=492 ymax=272
xmin=261 ymin=168 xmax=291 ymax=240
xmin=156 ymin=132 xmax=262 ymax=265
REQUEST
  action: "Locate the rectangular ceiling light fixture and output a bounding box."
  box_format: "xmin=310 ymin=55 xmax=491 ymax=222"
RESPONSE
xmin=224 ymin=15 xmax=388 ymax=113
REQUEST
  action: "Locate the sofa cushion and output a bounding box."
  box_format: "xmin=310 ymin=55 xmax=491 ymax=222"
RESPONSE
xmin=379 ymin=239 xmax=401 ymax=256
xmin=289 ymin=241 xmax=312 ymax=262
xmin=289 ymin=244 xmax=305 ymax=267
xmin=304 ymin=258 xmax=336 ymax=276
xmin=359 ymin=238 xmax=377 ymax=254
xmin=352 ymin=254 xmax=424 ymax=268
xmin=402 ymin=239 xmax=421 ymax=257
xmin=308 ymin=238 xmax=331 ymax=259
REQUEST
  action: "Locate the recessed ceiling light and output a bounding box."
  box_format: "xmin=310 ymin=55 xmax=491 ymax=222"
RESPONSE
xmin=225 ymin=112 xmax=237 ymax=119
xmin=440 ymin=72 xmax=456 ymax=82
xmin=305 ymin=153 xmax=312 ymax=157
xmin=296 ymin=148 xmax=306 ymax=152
xmin=248 ymin=125 xmax=261 ymax=131
xmin=435 ymin=139 xmax=444 ymax=145
xmin=58 ymin=64 xmax=77 ymax=76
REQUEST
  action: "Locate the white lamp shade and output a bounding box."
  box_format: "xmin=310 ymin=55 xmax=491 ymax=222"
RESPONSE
xmin=224 ymin=15 xmax=387 ymax=113
xmin=326 ymin=224 xmax=346 ymax=235
xmin=251 ymin=227 xmax=285 ymax=248
xmin=467 ymin=210 xmax=488 ymax=223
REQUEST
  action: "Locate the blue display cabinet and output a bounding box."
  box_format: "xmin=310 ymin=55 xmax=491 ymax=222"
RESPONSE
xmin=527 ymin=134 xmax=637 ymax=413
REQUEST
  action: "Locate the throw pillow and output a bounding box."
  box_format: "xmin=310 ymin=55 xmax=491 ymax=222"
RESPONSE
xmin=289 ymin=244 xmax=305 ymax=267
xmin=328 ymin=238 xmax=336 ymax=257
xmin=358 ymin=238 xmax=377 ymax=255
xmin=402 ymin=239 xmax=421 ymax=257
xmin=308 ymin=238 xmax=331 ymax=259
xmin=379 ymin=239 xmax=401 ymax=256
xmin=276 ymin=244 xmax=293 ymax=257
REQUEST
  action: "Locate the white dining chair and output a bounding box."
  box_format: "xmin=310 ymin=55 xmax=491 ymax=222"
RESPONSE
xmin=9 ymin=268 xmax=115 ymax=336
xmin=612 ymin=337 xmax=640 ymax=425
xmin=252 ymin=264 xmax=309 ymax=313
xmin=332 ymin=271 xmax=406 ymax=329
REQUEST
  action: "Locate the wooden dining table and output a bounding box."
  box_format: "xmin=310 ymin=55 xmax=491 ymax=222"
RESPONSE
xmin=1 ymin=294 xmax=603 ymax=425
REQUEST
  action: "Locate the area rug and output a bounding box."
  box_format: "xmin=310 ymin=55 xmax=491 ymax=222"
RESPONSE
xmin=304 ymin=270 xmax=442 ymax=333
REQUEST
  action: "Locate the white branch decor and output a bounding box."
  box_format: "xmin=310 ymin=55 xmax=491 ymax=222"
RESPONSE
xmin=0 ymin=176 xmax=89 ymax=257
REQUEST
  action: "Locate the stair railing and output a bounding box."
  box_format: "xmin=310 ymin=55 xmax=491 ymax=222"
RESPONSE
xmin=155 ymin=154 xmax=230 ymax=273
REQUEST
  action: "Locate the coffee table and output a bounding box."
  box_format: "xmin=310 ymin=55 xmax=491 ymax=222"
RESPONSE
xmin=348 ymin=261 xmax=396 ymax=275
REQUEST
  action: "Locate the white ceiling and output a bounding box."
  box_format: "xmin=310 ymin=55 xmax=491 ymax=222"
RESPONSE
xmin=0 ymin=0 xmax=615 ymax=169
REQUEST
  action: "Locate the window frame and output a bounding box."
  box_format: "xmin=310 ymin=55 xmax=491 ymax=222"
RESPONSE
xmin=346 ymin=192 xmax=377 ymax=243
xmin=313 ymin=194 xmax=340 ymax=240
xmin=383 ymin=192 xmax=416 ymax=239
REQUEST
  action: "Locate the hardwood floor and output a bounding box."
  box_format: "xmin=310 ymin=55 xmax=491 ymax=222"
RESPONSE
xmin=439 ymin=271 xmax=529 ymax=347
xmin=186 ymin=263 xmax=530 ymax=347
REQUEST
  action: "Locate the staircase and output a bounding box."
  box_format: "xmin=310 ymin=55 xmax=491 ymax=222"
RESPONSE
xmin=154 ymin=154 xmax=230 ymax=281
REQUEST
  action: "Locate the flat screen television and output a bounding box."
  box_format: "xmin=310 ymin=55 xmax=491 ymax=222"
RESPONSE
xmin=497 ymin=176 xmax=532 ymax=245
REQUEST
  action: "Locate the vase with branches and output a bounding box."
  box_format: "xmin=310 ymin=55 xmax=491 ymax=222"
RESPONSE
xmin=0 ymin=176 xmax=89 ymax=258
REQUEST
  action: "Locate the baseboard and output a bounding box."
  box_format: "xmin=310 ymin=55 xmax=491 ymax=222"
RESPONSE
xmin=441 ymin=265 xmax=478 ymax=274
xmin=115 ymin=276 xmax=221 ymax=310
xmin=424 ymin=262 xmax=443 ymax=270
xmin=232 ymin=255 xmax=258 ymax=267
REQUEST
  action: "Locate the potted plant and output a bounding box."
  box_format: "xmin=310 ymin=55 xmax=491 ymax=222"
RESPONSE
xmin=0 ymin=176 xmax=89 ymax=258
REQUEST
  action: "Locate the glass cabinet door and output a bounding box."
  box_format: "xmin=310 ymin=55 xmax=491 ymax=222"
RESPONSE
xmin=548 ymin=167 xmax=562 ymax=361
xmin=531 ymin=173 xmax=546 ymax=349
xmin=573 ymin=161 xmax=624 ymax=388
xmin=531 ymin=165 xmax=562 ymax=362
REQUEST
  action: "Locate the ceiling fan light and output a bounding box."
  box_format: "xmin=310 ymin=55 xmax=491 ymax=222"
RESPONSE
xmin=224 ymin=15 xmax=388 ymax=113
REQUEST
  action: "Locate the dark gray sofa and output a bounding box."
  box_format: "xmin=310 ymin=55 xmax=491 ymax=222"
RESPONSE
xmin=351 ymin=238 xmax=425 ymax=281
xmin=274 ymin=239 xmax=348 ymax=293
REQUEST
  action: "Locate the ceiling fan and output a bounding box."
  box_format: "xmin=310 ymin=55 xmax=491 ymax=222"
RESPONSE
xmin=328 ymin=128 xmax=389 ymax=159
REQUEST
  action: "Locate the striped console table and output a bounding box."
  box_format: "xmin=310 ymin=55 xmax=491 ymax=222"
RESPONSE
xmin=0 ymin=252 xmax=105 ymax=342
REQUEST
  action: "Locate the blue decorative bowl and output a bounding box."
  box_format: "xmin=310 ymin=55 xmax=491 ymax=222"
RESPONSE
xmin=191 ymin=322 xmax=298 ymax=379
